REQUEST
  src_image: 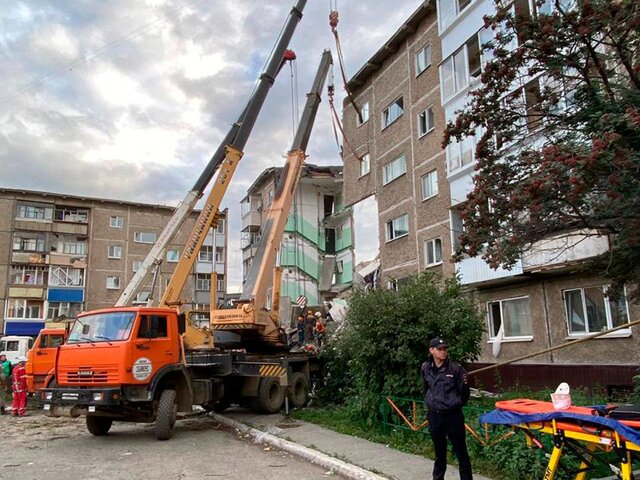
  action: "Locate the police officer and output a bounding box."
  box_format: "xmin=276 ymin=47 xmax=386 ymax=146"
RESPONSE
xmin=421 ymin=337 xmax=472 ymax=480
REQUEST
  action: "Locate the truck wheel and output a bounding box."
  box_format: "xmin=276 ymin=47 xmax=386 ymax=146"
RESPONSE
xmin=86 ymin=416 xmax=112 ymax=436
xmin=257 ymin=377 xmax=284 ymax=414
xmin=155 ymin=389 xmax=177 ymax=441
xmin=289 ymin=372 xmax=310 ymax=408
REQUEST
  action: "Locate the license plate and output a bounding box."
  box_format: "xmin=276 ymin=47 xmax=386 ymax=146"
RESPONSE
xmin=88 ymin=406 xmax=96 ymax=413
xmin=43 ymin=404 xmax=51 ymax=411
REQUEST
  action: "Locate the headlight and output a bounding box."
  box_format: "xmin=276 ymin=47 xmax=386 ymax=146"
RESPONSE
xmin=92 ymin=392 xmax=103 ymax=402
xmin=44 ymin=392 xmax=53 ymax=401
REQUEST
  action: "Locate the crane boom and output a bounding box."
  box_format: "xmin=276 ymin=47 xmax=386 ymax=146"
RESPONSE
xmin=116 ymin=0 xmax=307 ymax=307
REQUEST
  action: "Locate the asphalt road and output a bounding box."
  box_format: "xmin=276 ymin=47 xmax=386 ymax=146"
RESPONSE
xmin=0 ymin=411 xmax=332 ymax=480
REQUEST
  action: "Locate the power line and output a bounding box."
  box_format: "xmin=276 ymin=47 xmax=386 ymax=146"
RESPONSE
xmin=0 ymin=0 xmax=204 ymax=105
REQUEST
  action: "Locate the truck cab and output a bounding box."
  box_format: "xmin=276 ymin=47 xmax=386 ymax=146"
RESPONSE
xmin=26 ymin=328 xmax=66 ymax=393
xmin=0 ymin=335 xmax=34 ymax=364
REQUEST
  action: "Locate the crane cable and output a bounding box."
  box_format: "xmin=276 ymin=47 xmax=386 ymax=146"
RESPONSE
xmin=329 ymin=2 xmax=363 ymax=124
xmin=288 ymin=55 xmax=300 ymax=137
xmin=327 ymin=68 xmax=362 ymax=162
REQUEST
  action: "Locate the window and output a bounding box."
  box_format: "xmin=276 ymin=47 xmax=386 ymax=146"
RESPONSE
xmin=387 ymin=278 xmax=410 ymax=292
xmin=438 ymin=0 xmax=473 ymax=30
xmin=425 ymin=238 xmax=443 ymax=266
xmin=10 ymin=266 xmax=47 ymax=285
xmin=63 ymin=241 xmax=86 ymax=255
xmin=422 ymin=170 xmax=439 ymax=199
xmin=359 ymin=153 xmax=371 ymax=177
xmin=47 ymin=302 xmax=82 ymax=320
xmin=54 ymin=208 xmax=88 ymax=223
xmin=386 ymin=214 xmax=409 ymax=242
xmin=382 ymin=155 xmax=407 ymax=185
xmin=336 ymin=260 xmax=344 ymax=274
xmin=564 ymin=287 xmax=630 ymax=335
xmin=106 ymin=276 xmax=120 ymax=289
xmin=5 ymin=299 xmax=43 ymax=319
xmin=138 ymin=315 xmax=168 ymax=338
xmin=134 ymin=232 xmax=156 ymax=244
xmin=416 ymin=44 xmax=432 ymax=75
xmin=217 ymin=278 xmax=225 ymax=292
xmin=357 ymin=101 xmax=370 ymax=125
xmin=40 ymin=333 xmax=65 ymax=347
xmin=441 ymin=47 xmax=468 ymax=100
xmin=13 ymin=233 xmax=46 ymax=252
xmin=132 ymin=261 xmax=142 ymax=272
xmin=418 ymin=107 xmax=435 ymax=136
xmin=110 ymin=216 xmax=124 ymax=228
xmin=134 ymin=291 xmax=151 ymax=304
xmin=266 ymin=190 xmax=274 ymax=206
xmin=382 ymin=97 xmax=404 ymax=129
xmin=199 ymin=246 xmax=213 ymax=262
xmin=215 ymin=247 xmax=224 ymax=263
xmin=216 ymin=222 xmax=225 ymax=234
xmin=488 ymin=297 xmax=532 ymax=339
xmin=166 ymin=249 xmax=180 ymax=263
xmin=196 ymin=273 xmax=211 ymax=291
xmin=108 ymin=245 xmax=122 ymax=259
xmin=16 ymin=203 xmax=53 ymax=221
xmin=49 ymin=267 xmax=84 ymax=287
xmin=240 ymin=198 xmax=251 ymax=217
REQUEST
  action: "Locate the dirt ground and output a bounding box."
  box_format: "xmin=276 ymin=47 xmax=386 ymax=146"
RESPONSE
xmin=0 ymin=407 xmax=333 ymax=480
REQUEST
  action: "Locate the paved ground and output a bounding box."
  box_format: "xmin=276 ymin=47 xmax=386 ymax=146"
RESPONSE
xmin=224 ymin=409 xmax=494 ymax=480
xmin=0 ymin=411 xmax=333 ymax=480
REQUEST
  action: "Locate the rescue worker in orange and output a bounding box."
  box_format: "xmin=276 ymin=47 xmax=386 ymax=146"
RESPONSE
xmin=314 ymin=313 xmax=326 ymax=347
xmin=12 ymin=356 xmax=28 ymax=416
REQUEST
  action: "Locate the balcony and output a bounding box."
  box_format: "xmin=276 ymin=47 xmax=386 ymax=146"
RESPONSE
xmin=242 ymin=210 xmax=262 ymax=230
xmin=521 ymin=231 xmax=609 ymax=273
xmin=456 ymin=256 xmax=523 ymax=286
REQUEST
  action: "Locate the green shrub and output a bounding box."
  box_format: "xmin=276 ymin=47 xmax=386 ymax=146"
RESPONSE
xmin=321 ymin=273 xmax=485 ymax=423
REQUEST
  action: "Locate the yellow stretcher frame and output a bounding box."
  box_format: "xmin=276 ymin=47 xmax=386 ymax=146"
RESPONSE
xmin=509 ymin=418 xmax=638 ymax=480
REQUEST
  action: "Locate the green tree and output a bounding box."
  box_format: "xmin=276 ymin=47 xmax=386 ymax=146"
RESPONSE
xmin=444 ymin=0 xmax=640 ymax=299
xmin=323 ymin=273 xmax=484 ymax=423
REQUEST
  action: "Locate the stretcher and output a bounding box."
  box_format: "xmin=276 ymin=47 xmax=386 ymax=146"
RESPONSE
xmin=480 ymin=399 xmax=640 ymax=480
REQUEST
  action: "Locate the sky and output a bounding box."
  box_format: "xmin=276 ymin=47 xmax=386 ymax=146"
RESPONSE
xmin=0 ymin=0 xmax=421 ymax=288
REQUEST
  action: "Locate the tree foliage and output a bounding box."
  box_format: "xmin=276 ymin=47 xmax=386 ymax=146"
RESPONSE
xmin=321 ymin=273 xmax=484 ymax=423
xmin=444 ymin=0 xmax=640 ymax=299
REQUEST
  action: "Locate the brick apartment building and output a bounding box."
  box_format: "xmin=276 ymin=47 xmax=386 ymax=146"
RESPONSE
xmin=341 ymin=1 xmax=639 ymax=391
xmin=0 ymin=188 xmax=227 ymax=336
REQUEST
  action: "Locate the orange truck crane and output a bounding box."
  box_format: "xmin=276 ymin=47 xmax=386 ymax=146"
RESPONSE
xmin=41 ymin=3 xmax=334 ymax=440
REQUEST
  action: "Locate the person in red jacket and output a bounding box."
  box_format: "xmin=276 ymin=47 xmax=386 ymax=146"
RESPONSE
xmin=12 ymin=356 xmax=28 ymax=417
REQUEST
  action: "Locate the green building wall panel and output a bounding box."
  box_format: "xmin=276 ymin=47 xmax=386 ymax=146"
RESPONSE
xmin=281 ymin=282 xmax=319 ymax=306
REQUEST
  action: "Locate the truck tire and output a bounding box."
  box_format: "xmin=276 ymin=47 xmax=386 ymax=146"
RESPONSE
xmin=86 ymin=416 xmax=112 ymax=436
xmin=289 ymin=372 xmax=310 ymax=408
xmin=155 ymin=389 xmax=177 ymax=441
xmin=256 ymin=377 xmax=284 ymax=414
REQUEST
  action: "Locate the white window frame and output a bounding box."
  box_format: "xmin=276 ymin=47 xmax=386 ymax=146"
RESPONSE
xmin=63 ymin=241 xmax=87 ymax=255
xmin=359 ymin=153 xmax=371 ymax=177
xmin=382 ymin=154 xmax=407 ymax=185
xmin=563 ymin=286 xmax=631 ymax=337
xmin=106 ymin=276 xmax=120 ymax=290
xmin=385 ymin=214 xmax=409 ymax=242
xmin=416 ymin=44 xmax=432 ymax=75
xmin=199 ymin=246 xmax=213 ymax=262
xmin=381 ymin=97 xmax=404 ymax=129
xmin=418 ymin=107 xmax=435 ymax=137
xmin=108 ymin=245 xmax=122 ymax=259
xmin=424 ymin=238 xmax=443 ymax=267
xmin=134 ymin=232 xmax=157 ymax=244
xmin=438 ymin=0 xmax=474 ymax=32
xmin=49 ymin=266 xmax=84 ymax=287
xmin=16 ymin=203 xmax=53 ymax=221
xmin=216 ymin=278 xmax=225 ymax=292
xmin=357 ymin=101 xmax=370 ymax=126
xmin=110 ymin=216 xmax=124 ymax=228
xmin=47 ymin=302 xmax=82 ymax=320
xmin=54 ymin=208 xmax=88 ymax=224
xmin=5 ymin=298 xmax=43 ymax=320
xmin=422 ymin=170 xmax=439 ymax=200
xmin=216 ymin=222 xmax=225 ymax=234
xmin=215 ymin=247 xmax=224 ymax=263
xmin=10 ymin=266 xmax=47 ymax=285
xmin=196 ymin=273 xmax=211 ymax=291
xmin=166 ymin=249 xmax=180 ymax=263
xmin=132 ymin=261 xmax=142 ymax=273
xmin=487 ymin=296 xmax=533 ymax=340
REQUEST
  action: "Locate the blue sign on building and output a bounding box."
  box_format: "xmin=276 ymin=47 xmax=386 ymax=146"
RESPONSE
xmin=47 ymin=288 xmax=84 ymax=303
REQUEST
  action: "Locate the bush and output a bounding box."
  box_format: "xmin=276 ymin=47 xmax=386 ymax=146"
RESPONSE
xmin=321 ymin=273 xmax=484 ymax=423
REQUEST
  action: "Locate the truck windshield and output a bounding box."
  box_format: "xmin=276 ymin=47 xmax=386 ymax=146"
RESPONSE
xmin=68 ymin=312 xmax=135 ymax=343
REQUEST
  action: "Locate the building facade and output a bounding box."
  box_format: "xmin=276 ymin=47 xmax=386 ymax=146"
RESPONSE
xmin=0 ymin=188 xmax=227 ymax=336
xmin=342 ymin=0 xmax=639 ymax=390
xmin=240 ymin=164 xmax=354 ymax=306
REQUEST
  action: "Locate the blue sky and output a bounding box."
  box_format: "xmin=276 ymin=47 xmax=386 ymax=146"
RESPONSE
xmin=0 ymin=0 xmax=422 ymax=287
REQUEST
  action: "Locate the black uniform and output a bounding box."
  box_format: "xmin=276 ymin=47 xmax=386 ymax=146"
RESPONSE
xmin=421 ymin=358 xmax=472 ymax=480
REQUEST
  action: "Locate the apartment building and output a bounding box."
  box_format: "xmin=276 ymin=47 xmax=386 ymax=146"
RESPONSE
xmin=0 ymin=188 xmax=228 ymax=336
xmin=240 ymin=164 xmax=353 ymax=307
xmin=342 ymin=1 xmax=639 ymax=391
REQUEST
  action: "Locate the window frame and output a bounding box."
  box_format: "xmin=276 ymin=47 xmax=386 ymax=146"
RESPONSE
xmin=106 ymin=276 xmax=121 ymax=290
xmin=166 ymin=249 xmax=180 ymax=263
xmin=487 ymin=296 xmax=533 ymax=341
xmin=381 ymin=96 xmax=404 ymax=130
xmin=424 ymin=237 xmax=443 ymax=267
xmin=415 ymin=43 xmax=432 ymax=76
xmin=359 ymin=153 xmax=371 ymax=177
xmin=418 ymin=106 xmax=436 ymax=137
xmin=357 ymin=101 xmax=370 ymax=126
xmin=563 ymin=286 xmax=631 ymax=337
xmin=134 ymin=232 xmax=157 ymax=244
xmin=196 ymin=273 xmax=211 ymax=291
xmin=110 ymin=216 xmax=124 ymax=228
xmin=382 ymin=154 xmax=407 ymax=186
xmin=421 ymin=170 xmax=439 ymax=200
xmin=385 ymin=214 xmax=409 ymax=242
xmin=108 ymin=245 xmax=123 ymax=259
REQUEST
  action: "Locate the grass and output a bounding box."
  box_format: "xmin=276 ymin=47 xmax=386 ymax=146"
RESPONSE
xmin=292 ymin=389 xmax=631 ymax=480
